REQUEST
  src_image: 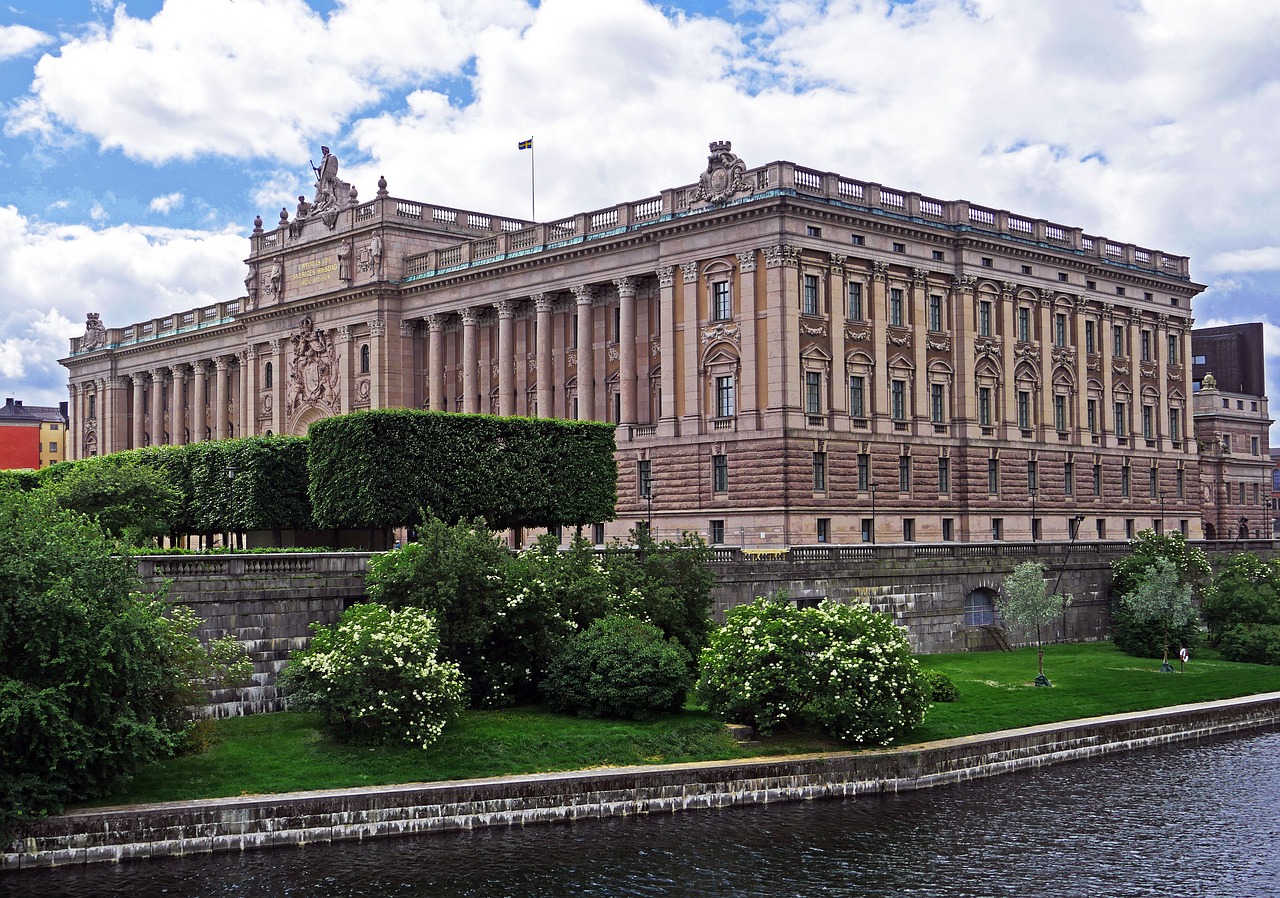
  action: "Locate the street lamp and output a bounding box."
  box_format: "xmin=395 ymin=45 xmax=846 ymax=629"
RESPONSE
xmin=1049 ymin=514 xmax=1087 ymax=645
xmin=645 ymin=492 xmax=655 ymax=541
xmin=226 ymin=464 xmax=238 ymax=551
xmin=869 ymin=483 xmax=877 ymax=545
xmin=1029 ymin=482 xmax=1038 ymax=542
xmin=1159 ymin=489 xmax=1166 ymax=536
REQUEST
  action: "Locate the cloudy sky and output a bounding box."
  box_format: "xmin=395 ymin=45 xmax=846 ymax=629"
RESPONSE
xmin=2 ymin=0 xmax=1278 ymax=438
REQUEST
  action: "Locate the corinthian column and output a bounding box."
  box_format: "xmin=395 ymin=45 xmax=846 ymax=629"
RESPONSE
xmin=497 ymin=300 xmax=516 ymax=417
xmin=192 ymin=361 xmax=208 ymax=442
xmin=150 ymin=367 xmax=166 ymax=445
xmin=130 ymin=373 xmax=146 ymax=449
xmin=615 ymin=276 xmax=637 ymax=424
xmin=461 ymin=307 xmax=479 ymax=414
xmin=573 ymin=285 xmax=595 ymax=420
xmin=214 ymin=356 xmax=231 ymax=440
xmin=169 ymin=365 xmax=184 ymax=444
xmin=427 ymin=314 xmax=445 ymax=411
xmin=535 ymin=294 xmax=553 ymax=417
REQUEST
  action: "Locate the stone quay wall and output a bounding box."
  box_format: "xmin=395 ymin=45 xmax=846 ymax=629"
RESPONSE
xmin=6 ymin=693 xmax=1279 ymax=872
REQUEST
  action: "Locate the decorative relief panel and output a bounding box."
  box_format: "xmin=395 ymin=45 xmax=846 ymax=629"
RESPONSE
xmin=702 ymin=323 xmax=742 ymax=346
xmin=1015 ymin=342 xmax=1041 ymax=362
xmin=887 ymin=327 xmax=911 ymax=347
xmin=845 ymin=325 xmax=872 ymax=342
xmin=926 ymin=336 xmax=951 ymax=352
xmin=1051 ymin=346 xmax=1076 ymax=369
xmin=688 ymin=141 xmax=749 ymax=205
xmin=800 ymin=321 xmax=828 ymax=337
xmin=286 ymin=316 xmax=340 ymax=419
xmin=974 ymin=337 xmax=1001 ymax=360
xmin=1112 ymin=358 xmax=1130 ymax=375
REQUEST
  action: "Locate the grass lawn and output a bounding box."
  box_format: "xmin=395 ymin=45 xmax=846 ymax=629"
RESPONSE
xmin=84 ymin=642 xmax=1280 ymax=808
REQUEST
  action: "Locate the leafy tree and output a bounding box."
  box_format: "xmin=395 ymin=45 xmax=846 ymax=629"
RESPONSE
xmin=541 ymin=615 xmax=692 ymax=720
xmin=604 ymin=530 xmax=717 ymax=659
xmin=697 ymin=596 xmax=927 ymax=745
xmin=1116 ymin=556 xmax=1197 ymax=669
xmin=42 ymin=456 xmax=180 ymax=546
xmin=1200 ymin=552 xmax=1280 ymax=645
xmin=999 ymin=560 xmax=1071 ymax=685
xmin=279 ymin=603 xmax=465 ymax=748
xmin=0 ymin=491 xmax=232 ymax=834
xmin=1111 ymin=529 xmax=1209 ymax=659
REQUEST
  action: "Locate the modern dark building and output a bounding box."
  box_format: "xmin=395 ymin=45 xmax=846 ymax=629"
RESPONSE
xmin=1192 ymin=322 xmax=1266 ymax=395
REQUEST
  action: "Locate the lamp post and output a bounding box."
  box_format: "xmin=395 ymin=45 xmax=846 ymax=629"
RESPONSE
xmin=869 ymin=483 xmax=877 ymax=545
xmin=645 ymin=491 xmax=655 ymax=541
xmin=1029 ymin=482 xmax=1038 ymax=542
xmin=226 ymin=464 xmax=238 ymax=551
xmin=1159 ymin=489 xmax=1166 ymax=536
xmin=1049 ymin=514 xmax=1086 ymax=643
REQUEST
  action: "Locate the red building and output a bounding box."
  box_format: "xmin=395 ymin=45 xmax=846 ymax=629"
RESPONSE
xmin=0 ymin=397 xmax=69 ymax=470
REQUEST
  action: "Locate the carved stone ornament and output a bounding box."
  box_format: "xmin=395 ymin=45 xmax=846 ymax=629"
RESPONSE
xmin=974 ymin=337 xmax=1000 ymax=359
xmin=81 ymin=312 xmax=107 ymax=351
xmin=1051 ymin=346 xmax=1076 ymax=368
xmin=261 ymin=394 xmax=273 ymax=415
xmin=845 ymin=326 xmax=872 ymax=342
xmin=689 ymin=140 xmax=748 ymax=205
xmin=736 ymin=251 xmax=757 ymax=274
xmin=567 ymin=350 xmax=577 ymax=370
xmin=800 ymin=321 xmax=828 ymax=337
xmin=926 ymin=336 xmax=951 ymax=352
xmin=1015 ymin=342 xmax=1041 ymax=362
xmin=356 ymin=379 xmax=371 ymax=402
xmin=1167 ymin=365 xmax=1183 ymax=382
xmin=287 ymin=316 xmax=341 ymax=419
xmin=702 ymin=322 xmax=742 ymax=346
xmin=1112 ymin=358 xmax=1130 ymax=376
xmin=651 ymin=341 xmax=662 ymax=358
xmin=952 ymin=275 xmax=976 ymax=290
xmin=765 ymin=245 xmax=799 ymax=268
xmin=1202 ymin=372 xmax=1217 ymax=389
xmin=888 ymin=328 xmax=912 ymax=347
xmin=873 ymin=261 xmax=889 ymax=280
xmin=1087 ymin=357 xmax=1101 ymax=371
xmin=1140 ymin=362 xmax=1158 ymax=378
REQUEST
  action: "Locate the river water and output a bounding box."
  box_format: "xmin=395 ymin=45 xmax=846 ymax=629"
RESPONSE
xmin=7 ymin=729 xmax=1279 ymax=898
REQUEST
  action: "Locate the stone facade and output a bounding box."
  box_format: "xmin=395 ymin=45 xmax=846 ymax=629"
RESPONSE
xmin=61 ymin=142 xmax=1207 ymax=545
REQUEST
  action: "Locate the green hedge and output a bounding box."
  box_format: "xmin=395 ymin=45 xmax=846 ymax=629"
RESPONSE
xmin=307 ymin=409 xmax=616 ymax=530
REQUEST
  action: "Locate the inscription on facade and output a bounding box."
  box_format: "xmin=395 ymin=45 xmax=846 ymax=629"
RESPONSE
xmin=293 ymin=257 xmax=338 ymax=289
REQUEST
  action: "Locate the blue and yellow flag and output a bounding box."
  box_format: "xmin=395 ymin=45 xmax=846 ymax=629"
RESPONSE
xmin=518 ymin=138 xmax=533 ymax=150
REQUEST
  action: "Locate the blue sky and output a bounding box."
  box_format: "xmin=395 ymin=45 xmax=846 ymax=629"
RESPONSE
xmin=2 ymin=0 xmax=1279 ymax=439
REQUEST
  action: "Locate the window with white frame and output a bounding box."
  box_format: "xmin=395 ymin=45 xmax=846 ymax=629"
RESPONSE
xmin=979 ymin=387 xmax=992 ymax=426
xmin=806 ymin=371 xmax=822 ymax=415
xmin=978 ymin=300 xmax=993 ymax=337
xmin=890 ymin=288 xmax=904 ymax=327
xmin=715 ymin=375 xmax=735 ymax=418
xmin=803 ymin=274 xmax=820 ymax=315
xmin=1018 ymin=307 xmax=1031 ymax=342
xmin=928 ymin=295 xmax=943 ymax=332
xmin=891 ymin=379 xmax=907 ymax=421
xmin=711 ymin=281 xmax=731 ymax=321
xmin=848 ymin=282 xmax=864 ymax=320
xmin=850 ymin=375 xmax=866 ymax=418
xmin=931 ymin=383 xmax=945 ymax=424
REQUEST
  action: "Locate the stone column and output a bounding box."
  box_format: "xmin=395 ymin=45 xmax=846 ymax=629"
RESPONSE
xmin=679 ymin=263 xmax=699 ymax=427
xmin=169 ymin=365 xmax=184 ymax=444
xmin=461 ymin=307 xmax=479 ymax=414
xmin=427 ymin=315 xmax=445 ymax=411
xmin=737 ymin=252 xmax=759 ymax=421
xmin=1156 ymin=313 xmax=1171 ymax=446
xmin=150 ymin=367 xmax=166 ymax=446
xmin=655 ymin=269 xmax=677 ymax=428
xmin=1038 ymin=291 xmax=1054 ymax=436
xmin=1100 ymin=303 xmax=1115 ymax=440
xmin=214 ymin=356 xmax=231 ymax=440
xmin=497 ymin=301 xmax=516 ymax=416
xmin=192 ymin=361 xmax=208 ymax=442
xmin=829 ymin=257 xmax=847 ymax=416
xmin=1000 ymin=283 xmax=1017 ymax=433
xmin=1074 ymin=297 xmax=1090 ymax=440
xmin=369 ymin=318 xmax=386 ymax=410
xmin=131 ymin=373 xmax=146 ymax=449
xmin=104 ymin=375 xmax=124 ymax=453
xmin=614 ymin=278 xmax=637 ymax=424
xmin=270 ymin=340 xmax=285 ymax=434
xmin=534 ymin=294 xmax=553 ymax=418
xmin=869 ymin=262 xmax=889 ymax=429
xmin=67 ymin=382 xmax=81 ymax=461
xmin=573 ymin=286 xmax=595 ymax=420
xmin=911 ymin=269 xmax=929 ymax=421
xmin=951 ymin=277 xmax=976 ymax=428
xmin=242 ymin=347 xmax=258 ymax=438
xmin=334 ymin=325 xmax=352 ymax=415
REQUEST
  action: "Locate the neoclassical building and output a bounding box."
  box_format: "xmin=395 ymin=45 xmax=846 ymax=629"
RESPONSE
xmin=61 ymin=142 xmax=1208 ymax=546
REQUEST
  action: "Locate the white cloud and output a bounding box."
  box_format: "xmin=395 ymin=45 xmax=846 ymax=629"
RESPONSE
xmin=0 ymin=205 xmax=246 ymax=406
xmin=149 ymin=191 xmax=185 ymax=214
xmin=88 ymin=202 xmax=107 ymax=221
xmin=8 ymin=0 xmax=535 ymax=163
xmin=0 ymin=24 xmax=53 ymax=60
xmin=1205 ymin=247 xmax=1280 ymax=274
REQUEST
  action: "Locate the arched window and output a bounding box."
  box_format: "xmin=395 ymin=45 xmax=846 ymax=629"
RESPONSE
xmin=964 ymin=588 xmax=997 ymax=627
xmin=265 ymin=361 xmax=273 ymax=389
xmin=360 ymin=344 xmax=370 ymax=374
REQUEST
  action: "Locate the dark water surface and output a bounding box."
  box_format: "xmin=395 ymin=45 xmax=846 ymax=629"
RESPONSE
xmin=7 ymin=729 xmax=1280 ymax=898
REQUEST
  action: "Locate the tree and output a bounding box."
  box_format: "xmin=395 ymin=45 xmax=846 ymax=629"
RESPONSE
xmin=999 ymin=560 xmax=1071 ymax=686
xmin=1200 ymin=552 xmax=1280 ymax=645
xmin=1117 ymin=556 xmax=1196 ymax=670
xmin=603 ymin=529 xmax=717 ymax=659
xmin=1111 ymin=529 xmax=1209 ymax=658
xmin=42 ymin=456 xmax=180 ymax=546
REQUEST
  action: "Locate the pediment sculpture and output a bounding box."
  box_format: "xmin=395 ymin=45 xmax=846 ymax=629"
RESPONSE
xmin=287 ymin=316 xmax=341 ymax=419
xmin=690 ymin=141 xmax=749 ymax=205
xmin=81 ymin=312 xmax=107 ymax=351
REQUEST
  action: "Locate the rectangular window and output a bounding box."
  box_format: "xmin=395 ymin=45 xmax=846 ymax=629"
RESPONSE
xmin=803 ymin=274 xmax=820 ymax=315
xmin=1125 ymin=519 xmax=1135 ymax=540
xmin=1121 ymin=465 xmax=1131 ymax=497
xmin=712 ymin=454 xmax=728 ymax=493
xmin=857 ymin=453 xmax=870 ymax=491
xmin=931 ymin=383 xmax=945 ymax=424
xmin=1018 ymin=391 xmax=1031 ymax=430
xmin=979 ymin=387 xmax=992 ymax=427
xmin=1141 ymin=330 xmax=1152 ymax=362
xmin=88 ymin=395 xmax=97 ymax=418
xmin=812 ymin=452 xmax=826 ymax=492
xmin=938 ymin=457 xmax=950 ymax=494
xmin=1114 ymin=402 xmax=1127 ymax=437
xmin=1168 ymin=409 xmax=1180 ymax=441
xmin=850 ymin=376 xmax=866 ymax=418
xmin=1149 ymin=467 xmax=1159 ymax=498
xmin=851 ymin=234 xmax=865 ymax=246
xmin=715 ymin=375 xmax=735 ymax=418
xmin=892 ymin=380 xmax=907 ymax=421
xmin=806 ymin=225 xmax=822 ymax=238
xmin=1142 ymin=405 xmax=1154 ymax=440
xmin=1223 ymin=433 xmax=1232 ymax=452
xmin=988 ymin=458 xmax=999 ymax=494
xmin=1064 ymin=461 xmax=1075 ymax=496
xmin=1113 ymin=324 xmax=1125 ymax=357
xmin=903 ymin=519 xmax=915 ymax=542
xmin=899 ymin=455 xmax=911 ymax=493
xmin=1055 ymin=313 xmax=1067 ymax=347
xmin=1018 ymin=307 xmax=1031 ymax=342
xmin=1021 ymin=264 xmax=1033 ymax=276
xmin=638 ymin=460 xmax=652 ymax=498
xmin=592 ymin=522 xmax=605 ymax=545
xmin=1096 ymin=518 xmax=1106 ymax=539
xmin=861 ymin=518 xmax=873 ymax=543
xmin=928 ymin=295 xmax=943 ymax=332
xmin=711 ymin=281 xmax=731 ymax=321
xmin=942 ymin=518 xmax=954 ymax=541
xmin=1059 ymin=272 xmax=1069 ymax=283
xmin=710 ymin=519 xmax=725 ymax=545
xmin=806 ymin=371 xmax=822 ymax=415
xmin=981 ymin=257 xmax=994 ymax=268
xmin=1093 ymin=463 xmax=1102 ymax=496
xmin=1167 ymin=335 xmax=1178 ymax=364
xmin=978 ymin=301 xmax=992 ymax=337
xmin=1176 ymin=468 xmax=1185 ymax=498
xmin=1252 ymin=436 xmax=1260 ymax=456
xmin=889 ymin=288 xmax=904 ymax=327
xmin=1032 ymin=518 xmax=1041 ymax=541
xmin=816 ymin=518 xmax=830 ymax=543
xmin=1087 ymin=279 xmax=1097 ymax=290
xmin=1028 ymin=460 xmax=1039 ymax=494
xmin=848 ymin=282 xmax=863 ymax=320
xmin=893 ymin=242 xmax=906 ymax=254
xmin=932 ymin=250 xmax=945 ymax=261
xmin=992 ymin=518 xmax=1003 ymax=540
xmin=1054 ymin=395 xmax=1067 ymax=432
xmin=1085 ymin=320 xmax=1096 ymax=354
xmin=1088 ymin=399 xmax=1098 ymax=434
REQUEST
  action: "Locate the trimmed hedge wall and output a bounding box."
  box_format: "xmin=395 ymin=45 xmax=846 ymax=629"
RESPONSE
xmin=307 ymin=409 xmax=617 ymax=530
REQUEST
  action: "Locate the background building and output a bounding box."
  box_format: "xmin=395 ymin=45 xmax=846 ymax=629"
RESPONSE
xmin=61 ymin=142 xmax=1206 ymax=545
xmin=0 ymin=397 xmax=69 ymax=470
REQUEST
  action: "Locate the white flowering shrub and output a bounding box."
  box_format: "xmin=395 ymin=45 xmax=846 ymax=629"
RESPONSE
xmin=279 ymin=603 xmax=466 ymax=748
xmin=696 ymin=596 xmax=927 ymax=745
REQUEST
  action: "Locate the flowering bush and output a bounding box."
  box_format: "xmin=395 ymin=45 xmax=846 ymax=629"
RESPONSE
xmin=279 ymin=603 xmax=465 ymax=748
xmin=696 ymin=596 xmax=927 ymax=745
xmin=541 ymin=615 xmax=693 ymax=720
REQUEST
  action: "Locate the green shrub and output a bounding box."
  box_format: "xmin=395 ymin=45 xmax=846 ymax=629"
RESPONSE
xmin=921 ymin=670 xmax=960 ymax=702
xmin=604 ymin=530 xmax=717 ymax=658
xmin=278 ymin=603 xmax=466 ymax=748
xmin=696 ymin=596 xmax=927 ymax=745
xmin=541 ymin=615 xmax=692 ymax=720
xmin=1201 ymin=553 xmax=1280 ymax=644
xmin=1218 ymin=623 xmax=1280 ymax=666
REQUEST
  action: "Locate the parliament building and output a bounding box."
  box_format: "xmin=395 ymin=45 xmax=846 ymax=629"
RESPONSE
xmin=61 ymin=141 xmax=1212 ymax=546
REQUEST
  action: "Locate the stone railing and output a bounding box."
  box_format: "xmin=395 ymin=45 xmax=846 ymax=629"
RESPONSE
xmin=68 ymin=299 xmax=243 ymax=355
xmin=708 ymin=539 xmax=1135 ymax=566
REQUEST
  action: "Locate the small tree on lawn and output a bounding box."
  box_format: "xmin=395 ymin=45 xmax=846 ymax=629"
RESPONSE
xmin=1117 ymin=556 xmax=1196 ymax=671
xmin=999 ymin=560 xmax=1071 ymax=687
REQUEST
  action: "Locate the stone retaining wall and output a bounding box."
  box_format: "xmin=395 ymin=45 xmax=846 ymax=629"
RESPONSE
xmin=7 ymin=693 xmax=1278 ymax=872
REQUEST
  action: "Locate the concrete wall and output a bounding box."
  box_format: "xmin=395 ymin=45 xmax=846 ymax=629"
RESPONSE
xmin=7 ymin=693 xmax=1279 ymax=871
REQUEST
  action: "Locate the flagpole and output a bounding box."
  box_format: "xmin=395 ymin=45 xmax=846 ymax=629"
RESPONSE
xmin=530 ymin=140 xmax=536 ymax=222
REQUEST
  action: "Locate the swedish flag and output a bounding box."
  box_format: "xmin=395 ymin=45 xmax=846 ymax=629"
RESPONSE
xmin=518 ymin=138 xmax=533 ymax=150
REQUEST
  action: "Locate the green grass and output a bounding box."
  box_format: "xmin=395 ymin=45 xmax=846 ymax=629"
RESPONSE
xmin=83 ymin=643 xmax=1280 ymax=808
